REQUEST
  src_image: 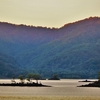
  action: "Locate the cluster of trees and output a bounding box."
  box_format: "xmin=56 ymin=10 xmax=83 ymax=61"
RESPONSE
xmin=48 ymin=74 xmax=60 ymax=80
xmin=11 ymin=71 xmax=100 ymax=82
xmin=11 ymin=73 xmax=61 ymax=84
xmin=12 ymin=73 xmax=42 ymax=84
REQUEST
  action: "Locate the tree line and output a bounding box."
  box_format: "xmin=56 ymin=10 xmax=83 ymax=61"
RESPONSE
xmin=12 ymin=73 xmax=42 ymax=84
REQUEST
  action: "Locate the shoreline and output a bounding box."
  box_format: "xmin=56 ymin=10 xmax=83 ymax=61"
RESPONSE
xmin=0 ymin=82 xmax=50 ymax=87
xmin=78 ymin=80 xmax=100 ymax=87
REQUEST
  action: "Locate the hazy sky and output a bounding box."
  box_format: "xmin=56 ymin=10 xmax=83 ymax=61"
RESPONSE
xmin=0 ymin=0 xmax=100 ymax=28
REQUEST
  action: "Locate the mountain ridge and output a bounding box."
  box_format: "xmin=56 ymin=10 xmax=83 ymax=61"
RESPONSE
xmin=0 ymin=16 xmax=100 ymax=29
xmin=0 ymin=17 xmax=100 ymax=78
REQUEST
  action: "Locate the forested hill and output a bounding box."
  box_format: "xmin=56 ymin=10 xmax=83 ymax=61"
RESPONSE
xmin=0 ymin=17 xmax=100 ymax=78
xmin=0 ymin=53 xmax=20 ymax=78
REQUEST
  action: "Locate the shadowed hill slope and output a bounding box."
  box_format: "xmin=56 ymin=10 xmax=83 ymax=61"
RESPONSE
xmin=0 ymin=53 xmax=21 ymax=78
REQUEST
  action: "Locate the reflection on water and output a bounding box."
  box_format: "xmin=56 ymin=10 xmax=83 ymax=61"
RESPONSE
xmin=0 ymin=79 xmax=100 ymax=96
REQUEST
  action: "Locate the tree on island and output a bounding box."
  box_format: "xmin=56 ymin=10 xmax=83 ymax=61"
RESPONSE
xmin=98 ymin=72 xmax=100 ymax=81
xmin=18 ymin=75 xmax=25 ymax=83
xmin=48 ymin=74 xmax=60 ymax=80
xmin=26 ymin=73 xmax=42 ymax=83
xmin=26 ymin=73 xmax=34 ymax=83
xmin=33 ymin=74 xmax=42 ymax=83
xmin=11 ymin=76 xmax=16 ymax=83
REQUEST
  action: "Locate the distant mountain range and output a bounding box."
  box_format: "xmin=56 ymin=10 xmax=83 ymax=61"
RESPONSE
xmin=0 ymin=17 xmax=100 ymax=78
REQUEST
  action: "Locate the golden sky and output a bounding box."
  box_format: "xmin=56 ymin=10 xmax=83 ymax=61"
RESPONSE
xmin=0 ymin=0 xmax=100 ymax=28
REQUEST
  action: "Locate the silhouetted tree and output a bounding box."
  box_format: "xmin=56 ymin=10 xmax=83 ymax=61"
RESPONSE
xmin=98 ymin=72 xmax=100 ymax=81
xmin=26 ymin=73 xmax=34 ymax=83
xmin=49 ymin=74 xmax=60 ymax=80
xmin=18 ymin=75 xmax=24 ymax=83
xmin=26 ymin=73 xmax=42 ymax=83
xmin=33 ymin=74 xmax=42 ymax=83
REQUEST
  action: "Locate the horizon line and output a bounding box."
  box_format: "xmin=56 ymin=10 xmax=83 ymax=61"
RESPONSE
xmin=0 ymin=16 xmax=100 ymax=29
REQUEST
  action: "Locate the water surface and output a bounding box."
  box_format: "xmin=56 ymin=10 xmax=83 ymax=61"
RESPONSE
xmin=0 ymin=79 xmax=100 ymax=96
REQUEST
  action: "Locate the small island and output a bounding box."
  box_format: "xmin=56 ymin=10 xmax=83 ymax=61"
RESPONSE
xmin=78 ymin=72 xmax=100 ymax=87
xmin=79 ymin=79 xmax=95 ymax=82
xmin=0 ymin=82 xmax=50 ymax=87
xmin=48 ymin=74 xmax=60 ymax=80
xmin=78 ymin=81 xmax=100 ymax=87
xmin=0 ymin=73 xmax=50 ymax=87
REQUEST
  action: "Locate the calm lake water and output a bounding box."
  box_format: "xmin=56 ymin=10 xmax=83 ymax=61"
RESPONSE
xmin=0 ymin=79 xmax=100 ymax=96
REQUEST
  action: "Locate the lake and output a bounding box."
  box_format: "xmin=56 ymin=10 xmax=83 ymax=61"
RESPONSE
xmin=0 ymin=79 xmax=100 ymax=96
